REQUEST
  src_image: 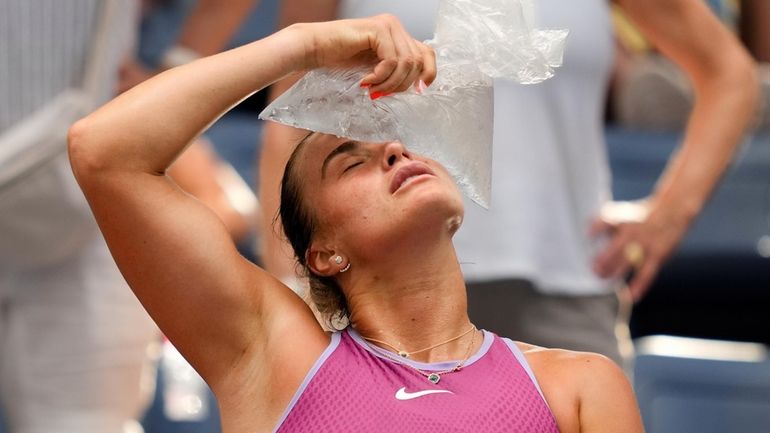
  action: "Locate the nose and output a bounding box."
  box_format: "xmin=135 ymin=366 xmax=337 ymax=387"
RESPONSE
xmin=382 ymin=141 xmax=409 ymax=169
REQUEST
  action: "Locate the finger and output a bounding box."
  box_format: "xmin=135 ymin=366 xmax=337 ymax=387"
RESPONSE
xmin=610 ymin=255 xmax=633 ymax=280
xmin=604 ymin=248 xmax=631 ymax=280
xmin=592 ymin=230 xmax=631 ymax=278
xmin=368 ymin=57 xmax=412 ymax=94
xmin=361 ymin=19 xmax=399 ymax=87
xmin=373 ymin=18 xmax=424 ymax=93
xmin=369 ymin=30 xmax=419 ymax=93
xmin=394 ymin=56 xmax=423 ymax=93
xmin=361 ymin=58 xmax=399 ymax=88
xmin=589 ymin=216 xmax=614 ymax=237
xmin=628 ymin=259 xmax=658 ymax=301
xmin=393 ymin=41 xmax=424 ymax=93
xmin=418 ymin=44 xmax=437 ymax=87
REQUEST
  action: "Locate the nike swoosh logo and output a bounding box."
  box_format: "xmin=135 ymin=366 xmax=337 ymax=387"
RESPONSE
xmin=395 ymin=387 xmax=453 ymax=400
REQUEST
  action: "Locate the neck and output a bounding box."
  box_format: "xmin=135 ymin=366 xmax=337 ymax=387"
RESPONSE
xmin=344 ymin=238 xmax=475 ymax=363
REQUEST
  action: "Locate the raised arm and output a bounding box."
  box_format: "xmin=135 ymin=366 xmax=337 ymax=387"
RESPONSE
xmin=593 ymin=0 xmax=758 ymax=298
xmin=68 ymin=16 xmax=434 ymax=387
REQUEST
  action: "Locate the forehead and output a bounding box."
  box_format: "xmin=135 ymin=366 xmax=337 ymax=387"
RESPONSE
xmin=297 ymin=132 xmax=346 ymax=165
xmin=314 ymin=132 xmax=347 ymax=151
xmin=295 ymin=132 xmax=369 ymax=176
xmin=288 ymin=133 xmax=350 ymax=191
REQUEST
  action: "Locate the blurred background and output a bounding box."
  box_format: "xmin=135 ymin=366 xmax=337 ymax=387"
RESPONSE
xmin=1 ymin=0 xmax=768 ymax=432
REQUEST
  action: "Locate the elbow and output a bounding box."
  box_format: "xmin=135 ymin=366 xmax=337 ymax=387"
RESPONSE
xmin=729 ymin=49 xmax=760 ymax=100
xmin=723 ymin=49 xmax=757 ymax=97
xmin=727 ymin=51 xmax=761 ymax=127
xmin=695 ymin=48 xmax=760 ymax=122
xmin=67 ymin=117 xmax=107 ymax=181
xmin=740 ymin=55 xmax=760 ymax=116
xmin=67 ymin=118 xmax=91 ymax=177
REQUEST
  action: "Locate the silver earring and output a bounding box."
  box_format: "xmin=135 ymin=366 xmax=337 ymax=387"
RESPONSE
xmin=340 ymin=262 xmax=351 ymax=273
xmin=334 ymin=255 xmax=343 ymax=265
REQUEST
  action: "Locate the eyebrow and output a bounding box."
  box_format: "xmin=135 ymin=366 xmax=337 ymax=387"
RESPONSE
xmin=321 ymin=140 xmax=360 ymax=178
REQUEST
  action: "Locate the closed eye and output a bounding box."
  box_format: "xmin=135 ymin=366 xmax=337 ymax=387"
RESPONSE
xmin=343 ymin=161 xmax=364 ymax=173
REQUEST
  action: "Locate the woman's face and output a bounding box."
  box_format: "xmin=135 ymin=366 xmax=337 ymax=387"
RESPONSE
xmin=296 ymin=133 xmax=465 ymax=263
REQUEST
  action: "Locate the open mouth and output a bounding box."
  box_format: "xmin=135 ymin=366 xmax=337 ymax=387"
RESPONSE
xmin=390 ymin=162 xmax=436 ymax=194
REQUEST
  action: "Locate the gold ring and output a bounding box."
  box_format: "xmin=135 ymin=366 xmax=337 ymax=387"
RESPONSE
xmin=623 ymin=242 xmax=645 ymax=269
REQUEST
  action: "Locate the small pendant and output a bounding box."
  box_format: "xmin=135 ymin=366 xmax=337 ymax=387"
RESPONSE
xmin=427 ymin=373 xmax=441 ymax=384
xmin=398 ymin=351 xmax=409 ymax=358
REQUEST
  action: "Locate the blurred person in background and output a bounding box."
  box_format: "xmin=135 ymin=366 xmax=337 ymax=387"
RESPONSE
xmin=613 ymin=0 xmax=770 ymax=131
xmin=258 ymin=0 xmax=758 ymax=371
xmin=0 ymin=1 xmax=255 ymax=432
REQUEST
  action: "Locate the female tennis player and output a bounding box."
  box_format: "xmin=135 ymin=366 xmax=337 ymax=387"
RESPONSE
xmin=68 ymin=15 xmax=643 ymax=433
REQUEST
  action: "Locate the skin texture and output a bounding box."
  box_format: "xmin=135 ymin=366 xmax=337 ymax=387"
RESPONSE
xmin=69 ymin=17 xmax=642 ymax=433
xmin=260 ymin=0 xmax=758 ymax=303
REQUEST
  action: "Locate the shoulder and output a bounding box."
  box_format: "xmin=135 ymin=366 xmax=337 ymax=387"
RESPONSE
xmin=514 ymin=341 xmax=624 ymax=386
xmin=515 ymin=341 xmax=619 ymax=401
xmin=514 ymin=342 xmax=643 ymax=433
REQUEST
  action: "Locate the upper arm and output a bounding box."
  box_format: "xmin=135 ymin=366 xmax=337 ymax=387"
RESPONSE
xmin=576 ymin=354 xmax=644 ymax=433
xmin=72 ymin=152 xmax=322 ymax=384
xmin=616 ymin=0 xmax=752 ymax=85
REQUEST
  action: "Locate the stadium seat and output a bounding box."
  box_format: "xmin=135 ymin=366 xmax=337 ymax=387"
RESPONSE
xmin=634 ymin=335 xmax=770 ymax=433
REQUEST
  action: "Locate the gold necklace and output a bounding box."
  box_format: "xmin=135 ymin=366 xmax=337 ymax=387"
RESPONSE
xmin=361 ymin=323 xmax=477 ymax=358
xmin=365 ymin=326 xmax=478 ymax=384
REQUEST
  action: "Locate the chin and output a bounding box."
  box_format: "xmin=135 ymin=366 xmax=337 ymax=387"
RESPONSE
xmin=349 ymin=187 xmax=464 ymax=260
xmin=404 ymin=184 xmax=465 ymax=234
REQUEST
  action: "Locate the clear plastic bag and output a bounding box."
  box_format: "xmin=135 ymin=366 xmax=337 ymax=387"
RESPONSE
xmin=260 ymin=0 xmax=567 ymax=207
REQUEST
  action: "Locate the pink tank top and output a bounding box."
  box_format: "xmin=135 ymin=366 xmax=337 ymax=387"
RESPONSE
xmin=273 ymin=328 xmax=560 ymax=432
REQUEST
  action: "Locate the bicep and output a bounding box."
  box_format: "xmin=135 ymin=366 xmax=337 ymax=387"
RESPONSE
xmin=82 ymin=169 xmax=310 ymax=381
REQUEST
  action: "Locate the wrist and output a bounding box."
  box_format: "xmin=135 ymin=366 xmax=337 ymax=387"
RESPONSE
xmin=278 ymin=23 xmax=319 ymax=71
xmin=646 ymin=194 xmax=700 ymax=232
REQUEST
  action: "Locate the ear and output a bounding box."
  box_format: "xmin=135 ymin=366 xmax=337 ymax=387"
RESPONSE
xmin=307 ymin=244 xmax=343 ymax=277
